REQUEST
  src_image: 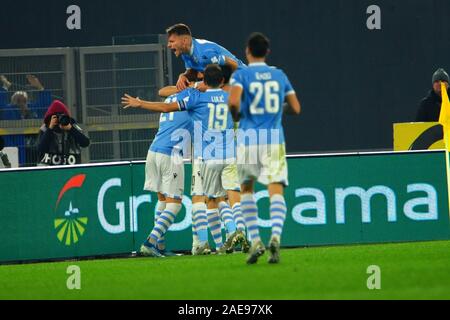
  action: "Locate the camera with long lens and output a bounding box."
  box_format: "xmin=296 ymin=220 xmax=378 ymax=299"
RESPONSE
xmin=56 ymin=114 xmax=71 ymax=126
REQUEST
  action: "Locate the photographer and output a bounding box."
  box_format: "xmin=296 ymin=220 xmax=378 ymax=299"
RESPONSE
xmin=37 ymin=100 xmax=90 ymax=166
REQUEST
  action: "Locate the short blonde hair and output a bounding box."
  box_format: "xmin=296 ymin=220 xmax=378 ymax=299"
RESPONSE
xmin=11 ymin=91 xmax=28 ymax=105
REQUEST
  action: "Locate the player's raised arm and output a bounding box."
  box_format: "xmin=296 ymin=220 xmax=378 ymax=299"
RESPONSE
xmin=284 ymin=93 xmax=301 ymax=115
xmin=121 ymin=94 xmax=180 ymax=113
xmin=228 ymin=85 xmax=243 ymax=122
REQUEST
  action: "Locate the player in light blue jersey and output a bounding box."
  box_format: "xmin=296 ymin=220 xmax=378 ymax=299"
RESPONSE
xmin=229 ymin=33 xmax=301 ymax=264
xmin=159 ymin=67 xmax=250 ymax=254
xmin=178 ymin=65 xmax=246 ymax=254
xmin=166 ymin=23 xmax=245 ymax=91
xmin=125 ymin=90 xmax=193 ymax=258
xmin=122 ymin=65 xmax=245 ymax=254
xmin=158 ymin=73 xmax=211 ymax=256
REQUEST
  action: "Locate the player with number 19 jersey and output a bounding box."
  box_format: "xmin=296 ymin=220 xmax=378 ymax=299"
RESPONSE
xmin=230 ymin=62 xmax=295 ymax=146
xmin=178 ymin=87 xmax=236 ymax=198
xmin=178 ymin=88 xmax=235 ymax=162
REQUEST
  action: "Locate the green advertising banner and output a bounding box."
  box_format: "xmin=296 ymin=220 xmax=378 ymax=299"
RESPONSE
xmin=0 ymin=163 xmax=135 ymax=262
xmin=0 ymin=151 xmax=449 ymax=263
xmin=280 ymin=152 xmax=450 ymax=246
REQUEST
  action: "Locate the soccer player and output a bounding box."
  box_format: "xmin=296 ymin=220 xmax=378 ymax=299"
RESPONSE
xmin=165 ymin=23 xmax=245 ymax=91
xmin=228 ymin=33 xmax=301 ymax=264
xmin=123 ymin=90 xmax=194 ymax=257
xmin=157 ymin=73 xmax=211 ymax=256
xmin=183 ymin=65 xmax=242 ymax=254
xmin=122 ymin=65 xmax=243 ymax=254
xmin=216 ymin=65 xmax=249 ymax=253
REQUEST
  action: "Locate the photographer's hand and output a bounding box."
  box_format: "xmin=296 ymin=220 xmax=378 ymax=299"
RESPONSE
xmin=49 ymin=115 xmax=58 ymax=129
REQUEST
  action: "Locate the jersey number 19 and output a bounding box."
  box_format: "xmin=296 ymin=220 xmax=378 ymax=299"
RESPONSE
xmin=208 ymin=103 xmax=228 ymax=130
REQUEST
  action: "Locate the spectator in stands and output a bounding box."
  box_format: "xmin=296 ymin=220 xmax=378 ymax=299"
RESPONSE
xmin=416 ymin=68 xmax=450 ymax=122
xmin=0 ymin=74 xmax=53 ymax=166
xmin=37 ymin=100 xmax=90 ymax=166
xmin=0 ymin=77 xmax=7 ymax=107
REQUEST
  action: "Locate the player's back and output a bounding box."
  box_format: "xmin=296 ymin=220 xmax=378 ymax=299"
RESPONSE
xmin=231 ymin=62 xmax=295 ymax=145
xmin=178 ymin=88 xmax=234 ymax=160
xmin=182 ymin=38 xmax=245 ymax=71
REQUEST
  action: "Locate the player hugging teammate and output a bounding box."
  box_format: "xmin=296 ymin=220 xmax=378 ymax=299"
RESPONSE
xmin=122 ymin=24 xmax=301 ymax=264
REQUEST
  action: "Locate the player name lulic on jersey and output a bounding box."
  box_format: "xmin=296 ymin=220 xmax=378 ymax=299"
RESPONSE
xmin=210 ymin=95 xmax=225 ymax=103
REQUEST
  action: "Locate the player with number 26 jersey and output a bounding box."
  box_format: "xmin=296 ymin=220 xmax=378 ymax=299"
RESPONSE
xmin=228 ymin=33 xmax=301 ymax=265
xmin=230 ymin=63 xmax=295 ymax=146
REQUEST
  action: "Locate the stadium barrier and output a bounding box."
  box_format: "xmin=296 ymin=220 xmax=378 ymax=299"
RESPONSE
xmin=1 ymin=150 xmax=449 ymax=263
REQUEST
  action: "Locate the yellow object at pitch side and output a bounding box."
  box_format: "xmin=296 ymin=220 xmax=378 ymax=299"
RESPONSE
xmin=393 ymin=122 xmax=444 ymax=151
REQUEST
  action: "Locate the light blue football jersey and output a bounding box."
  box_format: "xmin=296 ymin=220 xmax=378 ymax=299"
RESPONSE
xmin=230 ymin=62 xmax=295 ymax=145
xmin=181 ymin=38 xmax=245 ymax=72
xmin=178 ymin=88 xmax=235 ymax=161
xmin=150 ymin=90 xmax=193 ymax=156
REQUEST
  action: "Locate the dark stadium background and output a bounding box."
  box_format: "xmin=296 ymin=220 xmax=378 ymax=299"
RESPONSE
xmin=1 ymin=0 xmax=449 ymax=153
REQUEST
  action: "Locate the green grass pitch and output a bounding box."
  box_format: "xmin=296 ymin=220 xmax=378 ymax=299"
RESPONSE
xmin=1 ymin=240 xmax=450 ymax=300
